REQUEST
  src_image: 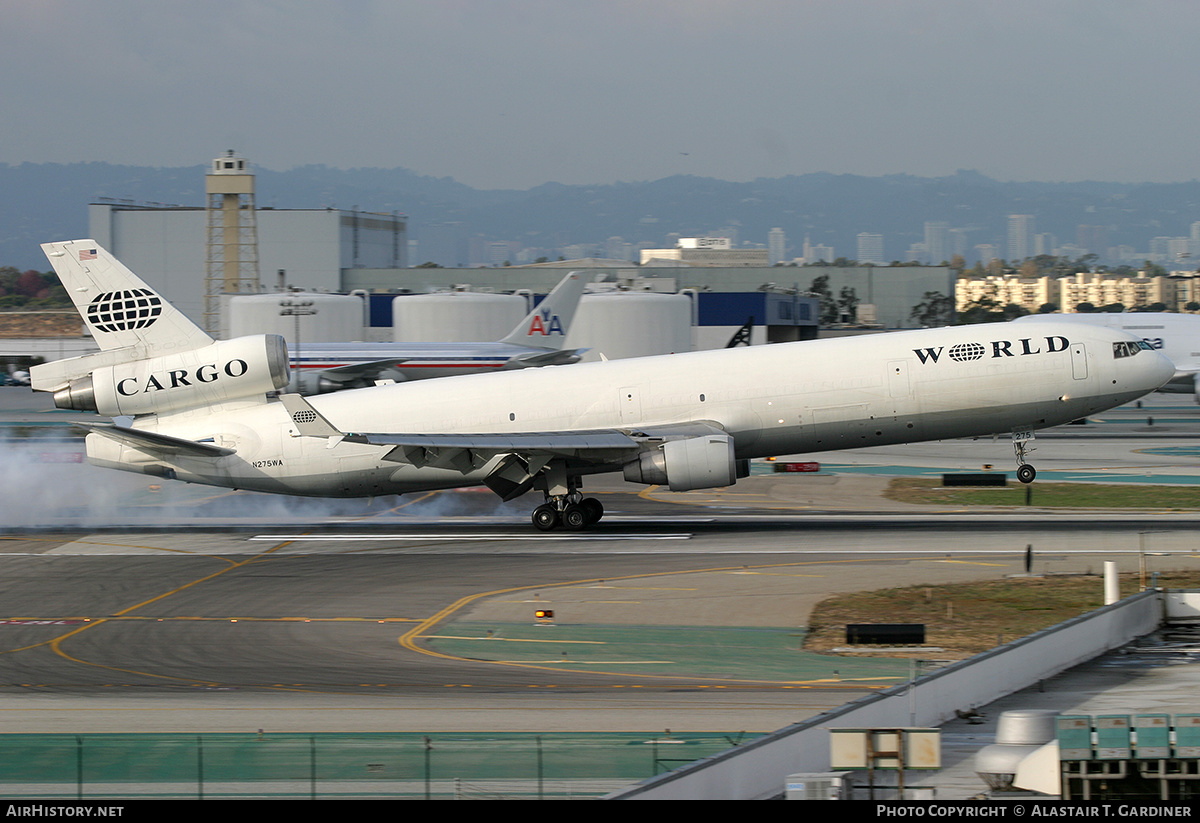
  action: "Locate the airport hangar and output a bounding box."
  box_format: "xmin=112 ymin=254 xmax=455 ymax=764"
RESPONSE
xmin=87 ymin=200 xmax=954 ymax=351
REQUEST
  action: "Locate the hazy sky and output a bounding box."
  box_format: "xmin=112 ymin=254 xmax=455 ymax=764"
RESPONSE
xmin=5 ymin=0 xmax=1199 ymax=189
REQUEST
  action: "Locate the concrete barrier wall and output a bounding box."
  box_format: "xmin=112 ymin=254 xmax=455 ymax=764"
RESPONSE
xmin=1166 ymin=591 xmax=1200 ymax=621
xmin=609 ymin=590 xmax=1163 ymax=800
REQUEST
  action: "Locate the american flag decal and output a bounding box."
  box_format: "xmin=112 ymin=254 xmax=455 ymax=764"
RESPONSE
xmin=79 ymin=249 xmax=97 ymax=261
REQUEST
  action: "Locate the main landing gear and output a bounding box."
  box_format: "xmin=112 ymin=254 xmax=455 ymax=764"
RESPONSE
xmin=1013 ymin=431 xmax=1037 ymax=484
xmin=532 ymin=495 xmax=605 ymax=531
xmin=529 ymin=461 xmax=604 ymax=531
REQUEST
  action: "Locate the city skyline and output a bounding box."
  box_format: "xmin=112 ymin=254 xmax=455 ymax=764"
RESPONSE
xmin=449 ymin=220 xmax=1200 ymax=271
xmin=5 ymin=158 xmax=1200 ymax=274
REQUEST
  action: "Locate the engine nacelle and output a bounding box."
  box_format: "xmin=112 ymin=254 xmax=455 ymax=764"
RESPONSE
xmin=53 ymin=335 xmax=290 ymax=416
xmin=623 ymin=434 xmax=742 ymax=491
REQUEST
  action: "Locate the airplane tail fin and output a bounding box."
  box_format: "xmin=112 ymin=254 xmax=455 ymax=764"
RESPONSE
xmin=31 ymin=240 xmax=290 ymax=415
xmin=41 ymin=239 xmax=213 ymax=354
xmin=498 ymin=271 xmax=587 ymax=350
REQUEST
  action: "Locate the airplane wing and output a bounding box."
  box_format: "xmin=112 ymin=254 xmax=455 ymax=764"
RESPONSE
xmin=279 ymin=393 xmax=718 ymax=457
xmin=315 ymin=359 xmax=410 ymax=384
xmin=306 ymin=348 xmax=585 ymax=389
xmin=277 ymin=394 xmax=728 ymax=496
xmin=315 ymin=349 xmax=585 ymax=379
xmin=506 ymin=348 xmax=587 ymax=367
xmin=361 ymin=430 xmax=645 ymax=474
xmin=79 ymin=422 xmax=236 ymax=457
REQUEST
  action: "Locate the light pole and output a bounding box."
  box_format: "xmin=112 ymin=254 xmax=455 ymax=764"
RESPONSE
xmin=279 ymin=297 xmax=316 ymax=393
xmin=1138 ymin=531 xmax=1168 ymax=592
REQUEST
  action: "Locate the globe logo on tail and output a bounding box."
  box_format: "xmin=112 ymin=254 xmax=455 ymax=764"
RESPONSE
xmin=86 ymin=289 xmax=163 ymax=332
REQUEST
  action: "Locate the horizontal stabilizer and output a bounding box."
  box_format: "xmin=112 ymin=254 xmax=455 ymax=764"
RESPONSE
xmin=80 ymin=422 xmax=235 ymax=457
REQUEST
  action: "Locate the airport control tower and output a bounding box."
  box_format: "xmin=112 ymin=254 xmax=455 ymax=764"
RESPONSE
xmin=204 ymin=151 xmax=260 ymax=335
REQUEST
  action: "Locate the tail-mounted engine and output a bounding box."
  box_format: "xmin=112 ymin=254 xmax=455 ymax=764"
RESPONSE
xmin=52 ymin=334 xmax=290 ymax=416
xmin=622 ymin=433 xmax=747 ymax=491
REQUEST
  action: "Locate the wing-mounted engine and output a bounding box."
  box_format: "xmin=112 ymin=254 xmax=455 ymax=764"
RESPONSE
xmin=51 ymin=334 xmax=290 ymax=416
xmin=622 ymin=433 xmax=746 ymax=491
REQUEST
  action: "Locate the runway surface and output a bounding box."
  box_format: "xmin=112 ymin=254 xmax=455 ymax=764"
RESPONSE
xmin=0 ymin=388 xmax=1199 ymax=736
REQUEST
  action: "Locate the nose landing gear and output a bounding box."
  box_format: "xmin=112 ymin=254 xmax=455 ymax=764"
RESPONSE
xmin=1013 ymin=430 xmax=1037 ymax=484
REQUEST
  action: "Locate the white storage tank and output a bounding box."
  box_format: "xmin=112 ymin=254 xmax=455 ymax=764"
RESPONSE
xmin=227 ymin=292 xmax=366 ymax=342
xmin=565 ymin=292 xmax=693 ymax=361
xmin=391 ymin=291 xmax=526 ymax=343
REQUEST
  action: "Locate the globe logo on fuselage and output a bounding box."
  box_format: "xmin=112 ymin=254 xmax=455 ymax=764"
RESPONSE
xmin=949 ymin=342 xmax=986 ymax=362
xmin=912 ymin=335 xmax=1070 ymax=365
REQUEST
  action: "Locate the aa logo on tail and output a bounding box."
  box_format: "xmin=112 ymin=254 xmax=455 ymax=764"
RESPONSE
xmin=528 ymin=308 xmax=565 ymax=336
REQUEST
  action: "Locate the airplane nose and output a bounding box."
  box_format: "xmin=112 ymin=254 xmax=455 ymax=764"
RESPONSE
xmin=1145 ymin=349 xmax=1177 ymax=391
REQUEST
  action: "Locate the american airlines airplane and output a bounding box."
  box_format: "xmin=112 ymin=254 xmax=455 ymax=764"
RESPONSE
xmin=1015 ymin=312 xmax=1200 ymax=402
xmin=32 ymin=241 xmax=1174 ymax=530
xmin=293 ymin=270 xmax=588 ymax=394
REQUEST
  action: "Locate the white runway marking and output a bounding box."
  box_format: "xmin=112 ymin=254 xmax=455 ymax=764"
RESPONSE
xmin=250 ymin=533 xmax=694 ymax=542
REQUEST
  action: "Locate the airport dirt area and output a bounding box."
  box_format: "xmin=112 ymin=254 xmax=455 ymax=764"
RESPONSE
xmin=637 ymin=472 xmax=915 ymax=512
xmin=801 ymin=570 xmax=1200 ymax=659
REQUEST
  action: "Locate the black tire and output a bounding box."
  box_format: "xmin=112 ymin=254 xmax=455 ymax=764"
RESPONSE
xmin=581 ymin=497 xmax=604 ymax=525
xmin=1017 ymin=464 xmax=1036 ymax=484
xmin=561 ymin=504 xmax=588 ymax=530
xmin=532 ymin=504 xmax=559 ymax=531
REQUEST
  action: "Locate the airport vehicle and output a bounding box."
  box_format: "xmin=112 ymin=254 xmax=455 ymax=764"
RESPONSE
xmin=32 ymin=240 xmax=1174 ymax=530
xmin=293 ymin=271 xmax=588 ymax=393
xmin=1016 ymin=312 xmax=1200 ymax=402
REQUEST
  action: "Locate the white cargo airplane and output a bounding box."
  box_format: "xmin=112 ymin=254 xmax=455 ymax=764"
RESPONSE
xmin=1015 ymin=312 xmax=1200 ymax=402
xmin=293 ymin=271 xmax=588 ymax=394
xmin=32 ymin=240 xmax=1174 ymax=530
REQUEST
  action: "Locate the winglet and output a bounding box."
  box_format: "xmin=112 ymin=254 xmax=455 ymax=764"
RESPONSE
xmin=498 ymin=271 xmax=587 ymax=350
xmin=278 ymin=393 xmax=345 ymax=438
xmin=41 ymin=240 xmax=212 ymax=354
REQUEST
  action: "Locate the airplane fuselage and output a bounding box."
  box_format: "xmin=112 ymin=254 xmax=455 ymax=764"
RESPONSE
xmin=85 ymin=322 xmax=1174 ymax=498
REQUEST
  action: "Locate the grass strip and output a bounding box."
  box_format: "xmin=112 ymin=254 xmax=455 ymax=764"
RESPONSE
xmin=805 ymin=571 xmax=1200 ymax=658
xmin=884 ymin=478 xmax=1200 ymax=509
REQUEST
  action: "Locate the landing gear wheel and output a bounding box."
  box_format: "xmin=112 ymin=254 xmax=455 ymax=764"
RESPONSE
xmin=532 ymin=504 xmax=560 ymax=531
xmin=581 ymin=497 xmax=604 ymax=526
xmin=1017 ymin=464 xmax=1036 ymax=484
xmin=561 ymin=503 xmax=589 ymax=531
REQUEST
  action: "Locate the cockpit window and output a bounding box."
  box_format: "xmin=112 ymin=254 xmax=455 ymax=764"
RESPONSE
xmin=1113 ymin=340 xmax=1146 ymax=358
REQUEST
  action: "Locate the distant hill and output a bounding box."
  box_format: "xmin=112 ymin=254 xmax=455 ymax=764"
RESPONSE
xmin=3 ymin=162 xmax=1200 ymax=271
